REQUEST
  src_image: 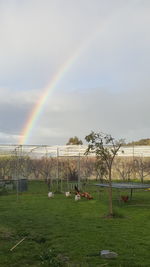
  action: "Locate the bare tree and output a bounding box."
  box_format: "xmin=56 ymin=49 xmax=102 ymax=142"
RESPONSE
xmin=30 ymin=159 xmax=43 ymax=180
xmin=133 ymin=157 xmax=150 ymax=183
xmin=0 ymin=156 xmax=12 ymax=178
xmin=114 ymin=158 xmax=133 ymax=182
xmin=67 ymin=160 xmax=79 ymax=181
xmin=39 ymin=157 xmax=55 ymax=190
xmin=80 ymin=157 xmax=95 ymax=181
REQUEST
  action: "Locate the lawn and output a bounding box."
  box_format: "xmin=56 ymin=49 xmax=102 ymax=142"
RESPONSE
xmin=0 ymin=181 xmax=150 ymax=266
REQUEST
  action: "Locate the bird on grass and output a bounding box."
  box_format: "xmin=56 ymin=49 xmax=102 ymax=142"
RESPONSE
xmin=75 ymin=194 xmax=81 ymax=201
xmin=121 ymin=195 xmax=129 ymax=202
xmin=74 ymin=185 xmax=93 ymax=200
xmin=65 ymin=192 xmax=71 ymax=197
xmin=48 ymin=192 xmax=54 ymax=198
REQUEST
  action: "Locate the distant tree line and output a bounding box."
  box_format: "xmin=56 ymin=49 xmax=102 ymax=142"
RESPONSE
xmin=126 ymin=138 xmax=150 ymax=146
xmin=66 ymin=136 xmax=150 ymax=146
xmin=66 ymin=136 xmax=83 ymax=145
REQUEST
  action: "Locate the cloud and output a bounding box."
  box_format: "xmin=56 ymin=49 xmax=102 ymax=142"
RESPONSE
xmin=26 ymin=85 xmax=150 ymax=145
xmin=0 ymin=87 xmax=39 ymax=105
xmin=0 ymin=131 xmax=19 ymax=143
xmin=0 ymin=88 xmax=39 ymax=138
xmin=0 ymin=0 xmax=106 ymax=89
xmin=0 ymin=1 xmax=150 ymax=144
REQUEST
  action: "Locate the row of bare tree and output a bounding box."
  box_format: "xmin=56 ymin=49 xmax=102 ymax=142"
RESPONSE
xmin=0 ymin=155 xmax=150 ymax=183
xmin=114 ymin=157 xmax=150 ymax=183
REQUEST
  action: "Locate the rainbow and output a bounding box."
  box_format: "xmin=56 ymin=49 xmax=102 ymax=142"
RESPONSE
xmin=19 ymin=30 xmax=100 ymax=145
xmin=19 ymin=47 xmax=82 ymax=145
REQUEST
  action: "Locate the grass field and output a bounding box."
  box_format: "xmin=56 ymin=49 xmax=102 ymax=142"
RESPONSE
xmin=0 ymin=181 xmax=150 ymax=266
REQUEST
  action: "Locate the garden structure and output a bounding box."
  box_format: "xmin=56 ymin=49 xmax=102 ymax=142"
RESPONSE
xmin=0 ymin=144 xmax=150 ymax=193
xmin=95 ymin=182 xmax=150 ymax=201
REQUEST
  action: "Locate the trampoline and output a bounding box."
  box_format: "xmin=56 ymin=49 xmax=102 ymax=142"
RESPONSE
xmin=95 ymin=182 xmax=150 ymax=200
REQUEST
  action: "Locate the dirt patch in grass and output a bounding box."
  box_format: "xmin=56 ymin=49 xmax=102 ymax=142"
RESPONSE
xmin=0 ymin=226 xmax=15 ymax=240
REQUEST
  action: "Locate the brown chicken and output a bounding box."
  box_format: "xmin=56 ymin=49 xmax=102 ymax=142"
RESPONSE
xmin=74 ymin=185 xmax=93 ymax=200
xmin=121 ymin=195 xmax=129 ymax=202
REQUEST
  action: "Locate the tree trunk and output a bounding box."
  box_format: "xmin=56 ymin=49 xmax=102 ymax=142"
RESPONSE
xmin=108 ymin=168 xmax=113 ymax=216
xmin=141 ymin=168 xmax=144 ymax=183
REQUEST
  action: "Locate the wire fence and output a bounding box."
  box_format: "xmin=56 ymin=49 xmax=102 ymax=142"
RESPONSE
xmin=0 ymin=144 xmax=150 ymax=157
xmin=0 ymin=144 xmax=150 ymax=196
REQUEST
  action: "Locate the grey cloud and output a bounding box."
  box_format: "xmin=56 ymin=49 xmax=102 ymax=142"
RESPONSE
xmin=0 ymin=1 xmax=150 ymax=144
xmin=26 ymin=86 xmax=150 ymax=145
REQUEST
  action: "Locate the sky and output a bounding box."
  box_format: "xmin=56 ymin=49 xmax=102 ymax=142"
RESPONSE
xmin=0 ymin=0 xmax=150 ymax=145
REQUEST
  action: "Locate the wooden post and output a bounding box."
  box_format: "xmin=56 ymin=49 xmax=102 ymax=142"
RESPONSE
xmin=78 ymin=153 xmax=81 ymax=189
xmin=130 ymin=188 xmax=133 ymax=200
xmin=57 ymin=148 xmax=59 ymax=192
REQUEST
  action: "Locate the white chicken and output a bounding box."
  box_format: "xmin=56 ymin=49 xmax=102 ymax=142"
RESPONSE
xmin=65 ymin=192 xmax=71 ymax=197
xmin=48 ymin=192 xmax=54 ymax=198
xmin=75 ymin=194 xmax=81 ymax=201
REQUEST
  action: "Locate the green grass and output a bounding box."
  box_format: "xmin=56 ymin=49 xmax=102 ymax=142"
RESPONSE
xmin=0 ymin=181 xmax=150 ymax=266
